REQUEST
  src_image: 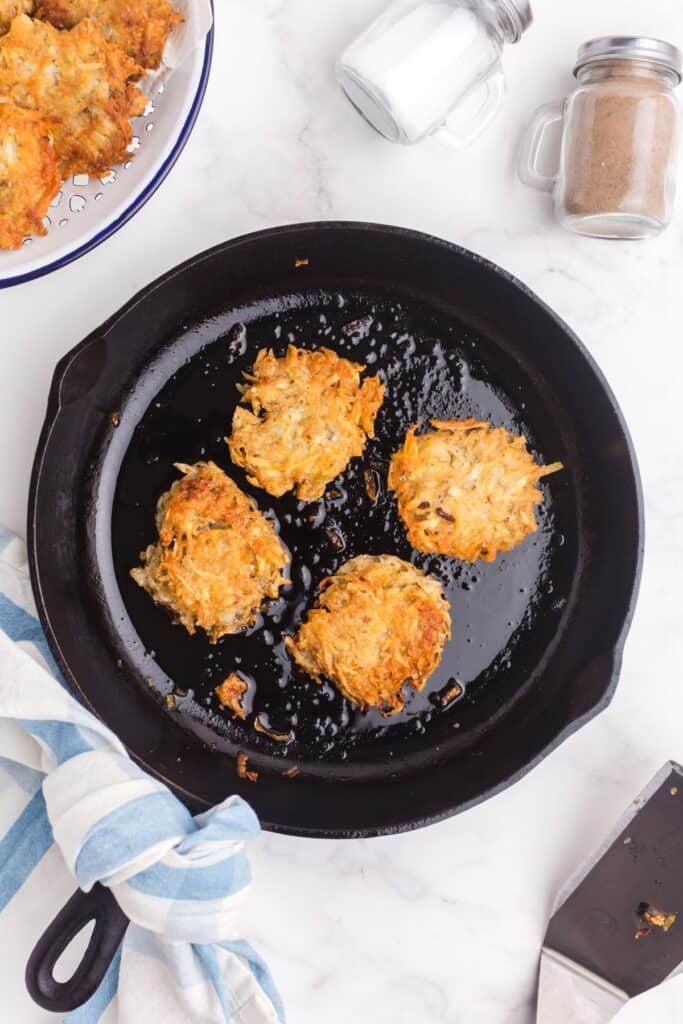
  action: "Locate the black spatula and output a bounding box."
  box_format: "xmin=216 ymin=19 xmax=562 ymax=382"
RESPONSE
xmin=537 ymin=762 xmax=683 ymax=1022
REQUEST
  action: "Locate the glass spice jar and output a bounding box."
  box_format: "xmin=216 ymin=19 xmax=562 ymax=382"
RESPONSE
xmin=519 ymin=37 xmax=682 ymax=239
xmin=336 ymin=0 xmax=533 ymax=148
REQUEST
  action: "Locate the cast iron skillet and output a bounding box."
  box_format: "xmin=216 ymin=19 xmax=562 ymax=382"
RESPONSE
xmin=26 ymin=222 xmax=643 ymax=1011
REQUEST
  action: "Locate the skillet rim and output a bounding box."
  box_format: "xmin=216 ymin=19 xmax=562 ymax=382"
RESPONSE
xmin=26 ymin=221 xmax=645 ymax=838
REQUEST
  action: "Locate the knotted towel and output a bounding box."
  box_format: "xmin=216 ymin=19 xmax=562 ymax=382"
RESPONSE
xmin=0 ymin=528 xmax=284 ymax=1023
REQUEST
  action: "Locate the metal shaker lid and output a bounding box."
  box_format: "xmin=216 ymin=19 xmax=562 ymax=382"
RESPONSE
xmin=496 ymin=0 xmax=533 ymax=44
xmin=574 ymin=36 xmax=683 ymax=81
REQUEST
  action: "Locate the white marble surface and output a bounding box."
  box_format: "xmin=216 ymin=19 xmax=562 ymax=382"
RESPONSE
xmin=2 ymin=0 xmax=683 ymax=1020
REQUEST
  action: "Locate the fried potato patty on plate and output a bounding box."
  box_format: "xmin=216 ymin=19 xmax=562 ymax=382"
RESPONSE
xmin=227 ymin=345 xmax=385 ymax=502
xmin=35 ymin=0 xmax=183 ymax=70
xmin=286 ymin=554 xmax=451 ymax=716
xmin=0 ymin=0 xmax=33 ymax=34
xmin=388 ymin=419 xmax=563 ymax=563
xmin=0 ymin=99 xmax=60 ymax=248
xmin=0 ymin=15 xmax=146 ymax=176
xmin=131 ymin=461 xmax=290 ymax=643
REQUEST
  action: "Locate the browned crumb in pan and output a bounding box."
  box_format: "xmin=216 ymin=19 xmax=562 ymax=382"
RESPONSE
xmin=363 ymin=467 xmax=379 ymax=503
xmin=227 ymin=344 xmax=385 ymax=502
xmin=440 ymin=682 xmax=463 ymax=705
xmin=388 ymin=418 xmax=563 ymax=563
xmin=34 ymin=0 xmax=183 ymax=70
xmin=286 ymin=554 xmax=451 ymax=716
xmin=236 ymin=752 xmax=258 ymax=783
xmin=215 ymin=673 xmax=248 ymax=721
xmin=131 ymin=461 xmax=290 ymax=643
xmin=0 ymin=99 xmax=60 ymax=248
xmin=253 ymin=717 xmax=293 ymax=743
xmin=0 ymin=15 xmax=146 ymax=176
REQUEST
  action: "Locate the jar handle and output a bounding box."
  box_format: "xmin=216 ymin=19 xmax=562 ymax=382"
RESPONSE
xmin=434 ymin=68 xmax=506 ymax=149
xmin=518 ymin=101 xmax=564 ymax=192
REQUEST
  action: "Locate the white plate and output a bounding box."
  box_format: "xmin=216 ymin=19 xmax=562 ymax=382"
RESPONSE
xmin=0 ymin=21 xmax=213 ymax=288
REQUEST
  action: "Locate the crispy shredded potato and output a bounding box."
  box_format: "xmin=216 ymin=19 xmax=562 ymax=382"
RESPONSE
xmin=215 ymin=673 xmax=248 ymax=720
xmin=236 ymin=752 xmax=258 ymax=783
xmin=227 ymin=345 xmax=385 ymax=502
xmin=35 ymin=0 xmax=183 ymax=70
xmin=0 ymin=0 xmax=33 ymax=34
xmin=253 ymin=717 xmax=292 ymax=743
xmin=131 ymin=461 xmax=290 ymax=643
xmin=0 ymin=15 xmax=146 ymax=176
xmin=286 ymin=554 xmax=451 ymax=716
xmin=0 ymin=99 xmax=60 ymax=248
xmin=389 ymin=419 xmax=563 ymax=563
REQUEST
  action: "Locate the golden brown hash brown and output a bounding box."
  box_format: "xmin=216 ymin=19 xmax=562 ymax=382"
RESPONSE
xmin=0 ymin=0 xmax=33 ymax=35
xmin=286 ymin=554 xmax=451 ymax=716
xmin=35 ymin=0 xmax=183 ymax=70
xmin=388 ymin=419 xmax=563 ymax=563
xmin=0 ymin=15 xmax=146 ymax=176
xmin=227 ymin=345 xmax=385 ymax=502
xmin=0 ymin=99 xmax=60 ymax=248
xmin=131 ymin=461 xmax=290 ymax=643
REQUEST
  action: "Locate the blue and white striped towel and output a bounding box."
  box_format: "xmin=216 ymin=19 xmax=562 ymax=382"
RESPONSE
xmin=0 ymin=528 xmax=284 ymax=1024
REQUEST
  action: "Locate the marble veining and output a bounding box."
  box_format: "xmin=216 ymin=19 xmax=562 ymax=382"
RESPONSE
xmin=2 ymin=0 xmax=683 ymax=1020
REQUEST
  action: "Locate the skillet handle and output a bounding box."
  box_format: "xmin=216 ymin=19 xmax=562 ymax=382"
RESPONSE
xmin=25 ymin=882 xmax=128 ymax=1013
xmin=53 ymin=330 xmax=108 ymax=410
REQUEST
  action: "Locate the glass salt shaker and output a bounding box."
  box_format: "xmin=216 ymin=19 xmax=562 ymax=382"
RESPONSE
xmin=519 ymin=37 xmax=682 ymax=239
xmin=336 ymin=0 xmax=533 ymax=147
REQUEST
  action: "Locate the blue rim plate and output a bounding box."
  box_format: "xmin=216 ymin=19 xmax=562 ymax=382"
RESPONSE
xmin=0 ymin=14 xmax=214 ymax=290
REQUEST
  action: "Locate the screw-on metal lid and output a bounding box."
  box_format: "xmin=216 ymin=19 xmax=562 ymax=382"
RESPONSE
xmin=497 ymin=0 xmax=533 ymax=44
xmin=574 ymin=36 xmax=683 ymax=81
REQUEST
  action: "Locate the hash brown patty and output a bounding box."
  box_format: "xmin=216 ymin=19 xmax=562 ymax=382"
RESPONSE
xmin=286 ymin=554 xmax=451 ymax=715
xmin=0 ymin=15 xmax=146 ymax=176
xmin=35 ymin=0 xmax=183 ymax=70
xmin=131 ymin=461 xmax=290 ymax=643
xmin=0 ymin=0 xmax=33 ymax=34
xmin=0 ymin=98 xmax=60 ymax=248
xmin=388 ymin=419 xmax=563 ymax=563
xmin=227 ymin=345 xmax=385 ymax=502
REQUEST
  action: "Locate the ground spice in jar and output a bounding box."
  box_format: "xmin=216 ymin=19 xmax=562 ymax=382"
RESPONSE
xmin=561 ymin=62 xmax=679 ymax=221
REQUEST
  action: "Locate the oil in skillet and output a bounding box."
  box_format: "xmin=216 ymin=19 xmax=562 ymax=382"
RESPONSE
xmin=112 ymin=292 xmax=569 ymax=763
